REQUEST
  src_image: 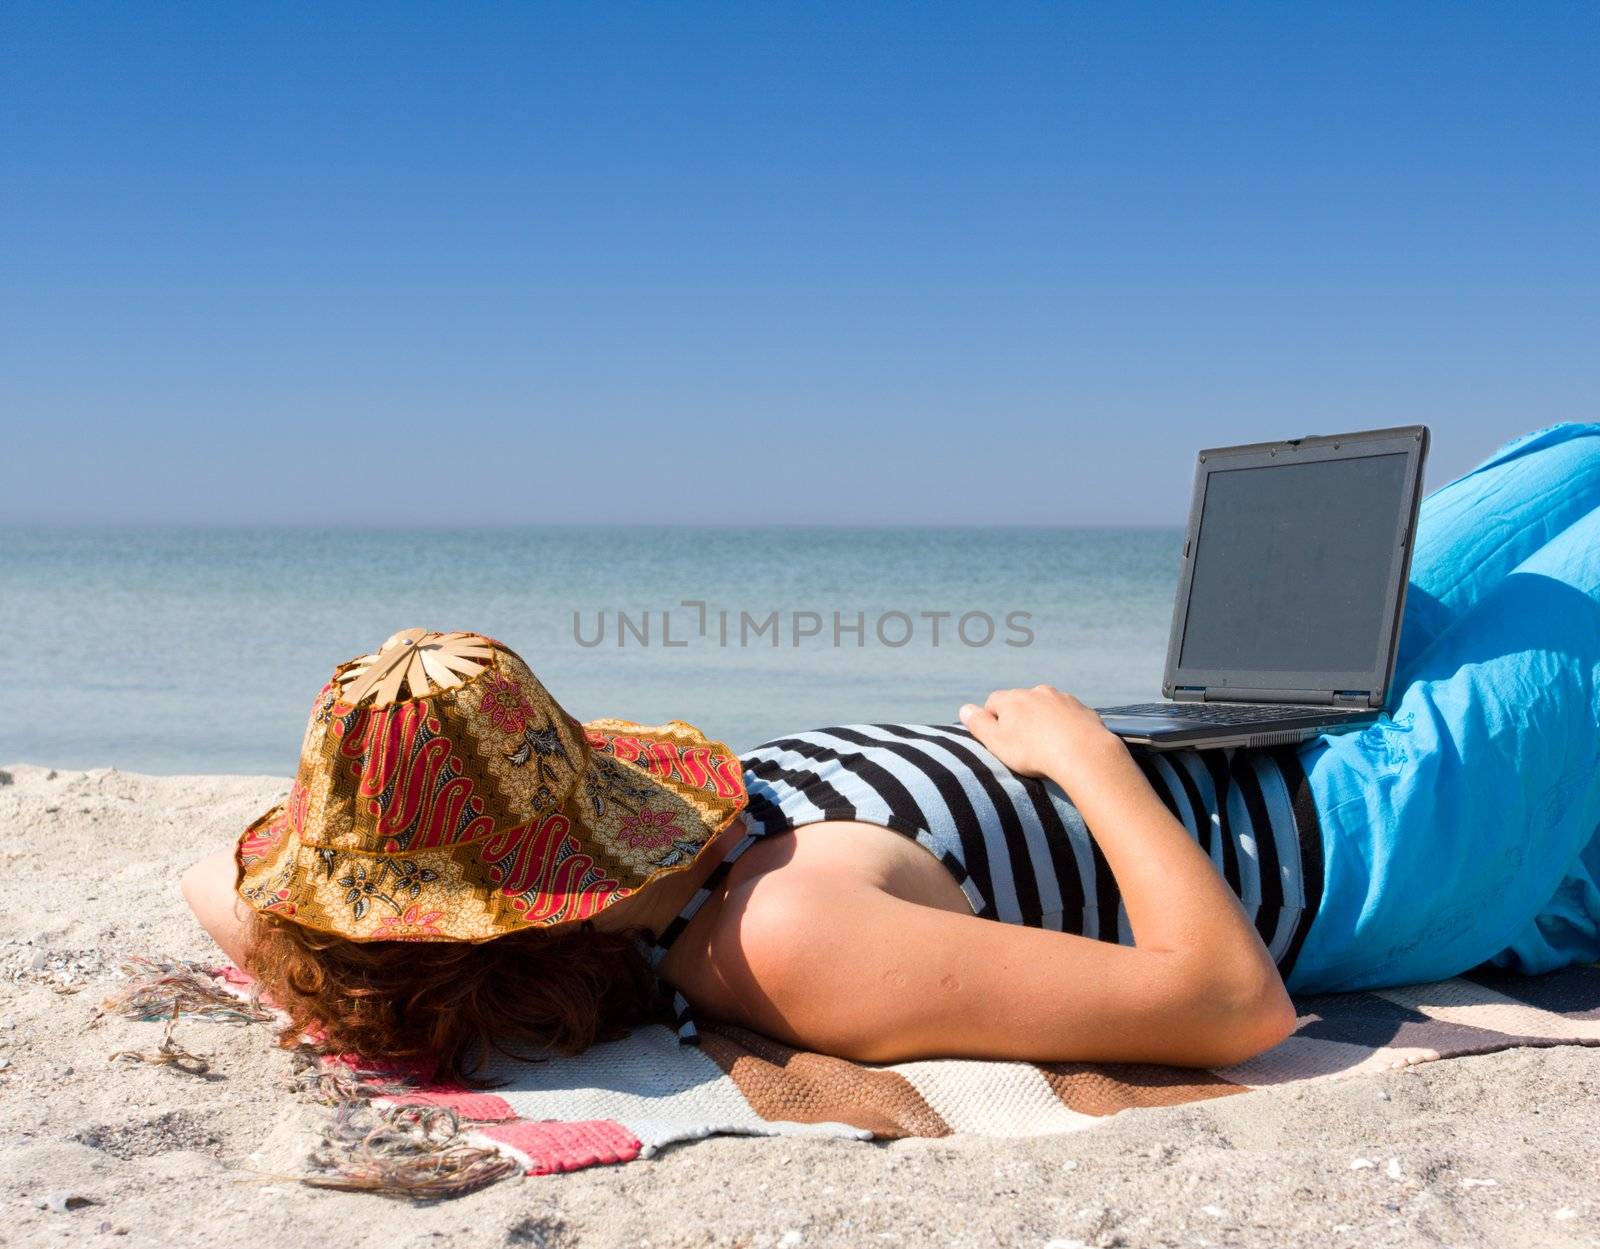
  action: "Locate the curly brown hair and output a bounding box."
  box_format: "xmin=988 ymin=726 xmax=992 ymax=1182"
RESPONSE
xmin=245 ymin=911 xmax=670 ymax=1084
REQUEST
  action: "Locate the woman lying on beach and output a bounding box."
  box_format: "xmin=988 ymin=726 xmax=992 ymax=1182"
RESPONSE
xmin=182 ymin=424 xmax=1600 ymax=1080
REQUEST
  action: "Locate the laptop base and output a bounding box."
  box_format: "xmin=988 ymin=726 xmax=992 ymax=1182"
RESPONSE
xmin=1097 ymin=703 xmax=1377 ymax=751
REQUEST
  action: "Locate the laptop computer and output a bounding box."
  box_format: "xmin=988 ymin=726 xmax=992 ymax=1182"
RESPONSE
xmin=1096 ymin=424 xmax=1430 ymax=750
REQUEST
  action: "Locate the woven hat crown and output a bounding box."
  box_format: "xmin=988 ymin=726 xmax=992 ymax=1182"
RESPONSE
xmin=298 ymin=630 xmax=589 ymax=855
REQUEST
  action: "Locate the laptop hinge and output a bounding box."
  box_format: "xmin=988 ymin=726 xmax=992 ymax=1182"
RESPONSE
xmin=1167 ymin=686 xmax=1357 ymax=705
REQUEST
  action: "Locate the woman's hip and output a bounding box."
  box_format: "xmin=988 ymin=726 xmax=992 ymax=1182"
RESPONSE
xmin=1288 ymin=503 xmax=1600 ymax=992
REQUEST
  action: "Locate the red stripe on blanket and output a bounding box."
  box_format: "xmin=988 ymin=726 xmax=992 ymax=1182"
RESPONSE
xmin=475 ymin=1119 xmax=641 ymax=1175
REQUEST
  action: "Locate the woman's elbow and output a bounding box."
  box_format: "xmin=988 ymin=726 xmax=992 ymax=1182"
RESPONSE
xmin=1153 ymin=958 xmax=1297 ymax=1069
xmin=179 ymin=854 xmax=223 ymax=924
xmin=1199 ymin=971 xmax=1298 ymax=1068
xmin=178 ymin=847 xmax=256 ymax=970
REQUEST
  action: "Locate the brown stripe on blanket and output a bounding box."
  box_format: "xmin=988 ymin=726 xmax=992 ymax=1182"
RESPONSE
xmin=1291 ymin=990 xmax=1542 ymax=1054
xmin=698 ymin=1024 xmax=952 ymax=1138
xmin=1037 ymin=1062 xmax=1248 ymax=1116
xmin=1463 ymin=961 xmax=1600 ymax=1022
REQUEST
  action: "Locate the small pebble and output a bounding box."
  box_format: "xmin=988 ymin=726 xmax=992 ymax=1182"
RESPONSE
xmin=1377 ymin=1089 xmax=1390 ymax=1101
xmin=1554 ymin=1209 xmax=1577 ymax=1221
xmin=36 ymin=1190 xmax=94 ymax=1213
xmin=1386 ymin=1158 xmax=1403 ymax=1180
xmin=1350 ymin=1157 xmax=1377 ymax=1170
xmin=779 ymin=1232 xmax=804 ymax=1247
xmin=1199 ymin=1205 xmax=1228 ymax=1219
xmin=1460 ymin=1178 xmax=1498 ymax=1189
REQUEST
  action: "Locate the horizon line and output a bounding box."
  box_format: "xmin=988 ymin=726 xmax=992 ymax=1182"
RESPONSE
xmin=0 ymin=519 xmax=1187 ymax=533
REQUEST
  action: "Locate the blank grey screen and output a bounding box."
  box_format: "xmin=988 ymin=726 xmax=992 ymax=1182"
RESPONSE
xmin=1177 ymin=453 xmax=1410 ymax=677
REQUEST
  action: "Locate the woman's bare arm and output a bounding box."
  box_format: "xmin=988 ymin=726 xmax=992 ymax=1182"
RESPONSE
xmin=961 ymin=685 xmax=1294 ymax=1017
xmin=678 ymin=873 xmax=1292 ymax=1067
xmin=179 ymin=846 xmax=256 ymax=971
xmin=672 ymin=686 xmax=1297 ymax=1067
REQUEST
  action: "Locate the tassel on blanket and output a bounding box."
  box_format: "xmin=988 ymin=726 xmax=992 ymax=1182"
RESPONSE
xmin=284 ymin=1051 xmax=526 ymax=1196
xmin=285 ymin=1048 xmax=426 ymax=1105
xmin=300 ymin=1102 xmax=520 ymax=1198
xmin=99 ymin=955 xmax=276 ymax=1025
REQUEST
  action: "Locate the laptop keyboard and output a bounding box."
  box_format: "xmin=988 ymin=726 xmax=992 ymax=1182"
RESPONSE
xmin=1097 ymin=701 xmax=1346 ymax=725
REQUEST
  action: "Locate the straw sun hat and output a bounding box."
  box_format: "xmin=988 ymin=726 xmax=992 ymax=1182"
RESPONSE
xmin=234 ymin=629 xmax=748 ymax=941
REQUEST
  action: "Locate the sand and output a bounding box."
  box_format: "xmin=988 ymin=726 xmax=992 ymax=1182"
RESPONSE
xmin=1 ymin=761 xmax=1596 ymax=1249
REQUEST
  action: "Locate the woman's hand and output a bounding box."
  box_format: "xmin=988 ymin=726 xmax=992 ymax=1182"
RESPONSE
xmin=958 ymin=684 xmax=1125 ymax=787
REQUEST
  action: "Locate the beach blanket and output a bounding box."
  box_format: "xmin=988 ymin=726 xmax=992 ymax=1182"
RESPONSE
xmin=135 ymin=959 xmax=1600 ymax=1182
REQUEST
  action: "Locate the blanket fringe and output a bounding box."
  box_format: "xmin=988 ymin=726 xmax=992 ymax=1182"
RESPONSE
xmin=300 ymin=1102 xmax=520 ymax=1198
xmin=99 ymin=956 xmax=276 ymax=1025
xmin=285 ymin=1048 xmax=420 ymax=1104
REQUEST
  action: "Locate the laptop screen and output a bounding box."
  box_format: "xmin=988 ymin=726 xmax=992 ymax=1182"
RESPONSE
xmin=1176 ymin=452 xmax=1412 ymax=679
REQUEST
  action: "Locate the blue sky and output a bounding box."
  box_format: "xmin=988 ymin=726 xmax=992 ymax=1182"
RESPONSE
xmin=2 ymin=2 xmax=1595 ymax=525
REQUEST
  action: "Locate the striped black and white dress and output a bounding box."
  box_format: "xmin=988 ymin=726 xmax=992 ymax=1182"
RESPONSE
xmin=645 ymin=723 xmax=1324 ymax=1044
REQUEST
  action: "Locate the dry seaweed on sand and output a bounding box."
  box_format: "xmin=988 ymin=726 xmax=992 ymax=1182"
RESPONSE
xmin=99 ymin=953 xmax=518 ymax=1197
xmin=108 ymin=1006 xmax=212 ymax=1076
xmin=99 ymin=954 xmax=277 ymax=1025
xmin=297 ymin=1103 xmax=520 ymax=1199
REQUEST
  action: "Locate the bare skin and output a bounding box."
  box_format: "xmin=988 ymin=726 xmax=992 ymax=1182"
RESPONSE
xmin=183 ymin=685 xmax=1298 ymax=1069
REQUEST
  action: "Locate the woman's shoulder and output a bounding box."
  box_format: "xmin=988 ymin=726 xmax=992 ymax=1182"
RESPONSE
xmin=656 ymin=816 xmax=974 ymax=986
xmin=658 ymin=832 xmax=955 ymax=1051
xmin=720 ymin=817 xmax=895 ymax=894
xmin=726 ymin=817 xmax=966 ymax=905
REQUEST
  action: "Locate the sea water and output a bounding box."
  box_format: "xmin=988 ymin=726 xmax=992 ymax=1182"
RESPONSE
xmin=0 ymin=526 xmax=1180 ymax=775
